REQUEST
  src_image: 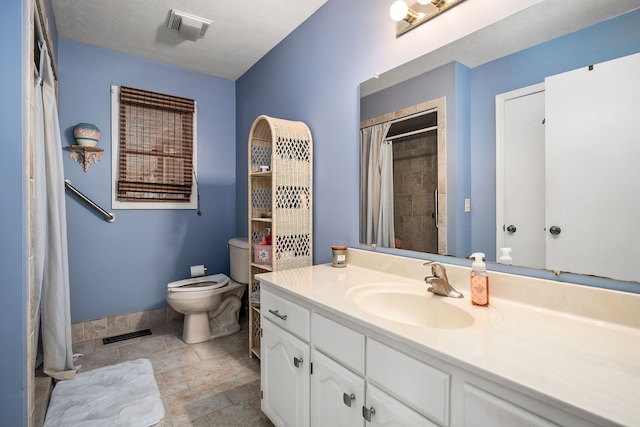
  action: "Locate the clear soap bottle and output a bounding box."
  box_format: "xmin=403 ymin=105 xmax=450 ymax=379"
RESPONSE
xmin=470 ymin=252 xmax=489 ymax=306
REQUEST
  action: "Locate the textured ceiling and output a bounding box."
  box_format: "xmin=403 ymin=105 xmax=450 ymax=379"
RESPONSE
xmin=52 ymin=0 xmax=328 ymax=81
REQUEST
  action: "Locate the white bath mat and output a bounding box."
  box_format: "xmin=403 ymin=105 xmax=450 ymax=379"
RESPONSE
xmin=44 ymin=358 xmax=165 ymax=427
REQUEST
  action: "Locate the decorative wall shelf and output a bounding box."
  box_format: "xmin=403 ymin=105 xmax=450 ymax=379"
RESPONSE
xmin=66 ymin=145 xmax=104 ymax=172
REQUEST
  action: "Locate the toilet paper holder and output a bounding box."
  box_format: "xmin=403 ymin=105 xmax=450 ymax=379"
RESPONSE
xmin=190 ymin=265 xmax=208 ymax=278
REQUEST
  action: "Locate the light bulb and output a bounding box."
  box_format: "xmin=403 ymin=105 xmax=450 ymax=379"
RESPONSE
xmin=390 ymin=0 xmax=409 ymax=21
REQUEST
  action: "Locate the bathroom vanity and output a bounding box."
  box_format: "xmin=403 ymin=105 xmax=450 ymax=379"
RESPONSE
xmin=257 ymin=249 xmax=640 ymax=427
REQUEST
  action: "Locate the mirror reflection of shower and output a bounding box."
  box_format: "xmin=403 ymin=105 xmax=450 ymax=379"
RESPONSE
xmin=387 ymin=112 xmax=438 ymax=252
xmin=360 ymin=107 xmax=443 ymax=253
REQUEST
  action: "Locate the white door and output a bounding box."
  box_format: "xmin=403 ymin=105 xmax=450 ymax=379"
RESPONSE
xmin=545 ymin=52 xmax=640 ymax=282
xmin=496 ymin=84 xmax=546 ymax=268
xmin=311 ymin=350 xmax=365 ymax=427
xmin=261 ymin=319 xmax=310 ymax=427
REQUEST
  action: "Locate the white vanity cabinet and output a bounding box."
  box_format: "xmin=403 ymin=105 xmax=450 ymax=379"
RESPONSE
xmin=365 ymin=383 xmax=438 ymax=427
xmin=260 ymin=285 xmax=609 ymax=427
xmin=311 ymin=350 xmax=365 ymax=426
xmin=367 ymin=338 xmax=448 ymax=426
xmin=261 ymin=289 xmax=446 ymax=427
xmin=311 ymin=312 xmax=366 ymax=426
xmin=311 ymin=313 xmax=440 ymax=426
xmin=261 ymin=290 xmax=311 ymax=427
xmin=462 ymin=384 xmax=558 ymax=427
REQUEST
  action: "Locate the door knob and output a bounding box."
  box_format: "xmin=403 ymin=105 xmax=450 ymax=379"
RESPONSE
xmin=293 ymin=357 xmax=303 ymax=368
xmin=506 ymin=224 xmax=517 ymax=233
xmin=549 ymin=225 xmax=561 ymax=235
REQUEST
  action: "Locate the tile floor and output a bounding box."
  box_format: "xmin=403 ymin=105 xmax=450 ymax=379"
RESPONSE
xmin=68 ymin=317 xmax=274 ymax=427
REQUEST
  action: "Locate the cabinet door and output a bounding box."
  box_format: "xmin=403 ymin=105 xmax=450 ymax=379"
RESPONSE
xmin=367 ymin=339 xmax=449 ymax=425
xmin=261 ymin=318 xmax=310 ymax=427
xmin=364 ymin=384 xmax=438 ymax=427
xmin=463 ymin=384 xmax=557 ymax=427
xmin=311 ymin=351 xmax=365 ymax=427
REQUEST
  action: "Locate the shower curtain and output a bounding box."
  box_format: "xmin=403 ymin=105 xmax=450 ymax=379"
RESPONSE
xmin=34 ymin=42 xmax=76 ymax=380
xmin=360 ymin=123 xmax=395 ymax=247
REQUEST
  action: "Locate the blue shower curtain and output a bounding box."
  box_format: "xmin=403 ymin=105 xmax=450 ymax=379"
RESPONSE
xmin=34 ymin=43 xmax=76 ymax=380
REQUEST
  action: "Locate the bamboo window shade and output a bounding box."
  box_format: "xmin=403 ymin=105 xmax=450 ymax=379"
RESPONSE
xmin=117 ymin=86 xmax=195 ymax=202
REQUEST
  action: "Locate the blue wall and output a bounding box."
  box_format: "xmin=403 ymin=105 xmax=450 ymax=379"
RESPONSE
xmin=58 ymin=40 xmax=237 ymax=322
xmin=0 ymin=0 xmax=28 ymax=424
xmin=235 ymin=0 xmax=492 ymax=263
xmin=237 ymin=1 xmax=640 ymax=291
xmin=469 ymin=8 xmax=640 ymax=260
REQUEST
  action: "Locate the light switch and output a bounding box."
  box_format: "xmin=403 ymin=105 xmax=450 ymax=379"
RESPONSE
xmin=465 ymin=198 xmax=471 ymax=212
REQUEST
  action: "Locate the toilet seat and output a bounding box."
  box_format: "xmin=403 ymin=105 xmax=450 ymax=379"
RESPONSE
xmin=167 ymin=273 xmax=230 ymax=292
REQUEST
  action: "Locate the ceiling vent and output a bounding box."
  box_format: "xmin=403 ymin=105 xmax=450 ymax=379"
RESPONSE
xmin=167 ymin=9 xmax=212 ymax=41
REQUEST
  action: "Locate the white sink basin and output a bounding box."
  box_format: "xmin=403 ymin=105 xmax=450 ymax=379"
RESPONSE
xmin=346 ymin=282 xmax=475 ymax=329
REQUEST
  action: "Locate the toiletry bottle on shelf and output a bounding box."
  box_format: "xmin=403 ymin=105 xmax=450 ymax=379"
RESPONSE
xmin=259 ymin=231 xmax=268 ymax=245
xmin=470 ymin=252 xmax=489 ymax=306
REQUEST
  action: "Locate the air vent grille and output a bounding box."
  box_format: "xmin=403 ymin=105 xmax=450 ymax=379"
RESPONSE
xmin=167 ymin=9 xmax=211 ymax=40
xmin=168 ymin=11 xmax=182 ymax=31
xmin=198 ymin=23 xmax=210 ymax=39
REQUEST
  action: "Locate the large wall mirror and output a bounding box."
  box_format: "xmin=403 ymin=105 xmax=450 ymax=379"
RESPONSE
xmin=359 ymin=0 xmax=640 ymax=285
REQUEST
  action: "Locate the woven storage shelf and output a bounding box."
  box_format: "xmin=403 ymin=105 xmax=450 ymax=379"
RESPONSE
xmin=247 ymin=115 xmax=313 ymax=359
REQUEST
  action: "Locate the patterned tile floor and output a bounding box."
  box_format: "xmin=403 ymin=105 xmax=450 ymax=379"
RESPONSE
xmin=70 ymin=317 xmax=273 ymax=427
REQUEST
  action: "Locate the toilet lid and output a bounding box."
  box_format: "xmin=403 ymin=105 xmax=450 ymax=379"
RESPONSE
xmin=167 ymin=273 xmax=230 ymax=292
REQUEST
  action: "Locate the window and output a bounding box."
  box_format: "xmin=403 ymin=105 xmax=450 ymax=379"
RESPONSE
xmin=111 ymin=85 xmax=198 ymax=209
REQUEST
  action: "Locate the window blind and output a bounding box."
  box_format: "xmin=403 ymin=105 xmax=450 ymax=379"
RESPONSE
xmin=117 ymin=86 xmax=195 ymax=202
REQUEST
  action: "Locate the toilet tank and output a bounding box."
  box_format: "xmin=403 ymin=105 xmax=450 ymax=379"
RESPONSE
xmin=228 ymin=237 xmax=249 ymax=284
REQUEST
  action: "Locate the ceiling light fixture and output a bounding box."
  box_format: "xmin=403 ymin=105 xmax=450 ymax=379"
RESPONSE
xmin=167 ymin=9 xmax=212 ymax=42
xmin=390 ymin=0 xmax=467 ymax=37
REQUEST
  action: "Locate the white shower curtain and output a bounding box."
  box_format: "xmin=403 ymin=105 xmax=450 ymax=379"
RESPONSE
xmin=360 ymin=123 xmax=395 ymax=247
xmin=34 ymin=43 xmax=76 ymax=380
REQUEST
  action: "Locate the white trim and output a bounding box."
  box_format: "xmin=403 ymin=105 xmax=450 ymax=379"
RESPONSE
xmin=495 ymin=82 xmax=544 ymax=259
xmin=110 ymin=85 xmax=198 ymax=210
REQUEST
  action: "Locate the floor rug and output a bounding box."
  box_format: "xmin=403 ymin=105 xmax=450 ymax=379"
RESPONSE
xmin=44 ymin=358 xmax=164 ymax=427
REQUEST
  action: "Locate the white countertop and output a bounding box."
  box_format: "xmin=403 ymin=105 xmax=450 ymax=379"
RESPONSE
xmin=256 ymin=250 xmax=640 ymax=427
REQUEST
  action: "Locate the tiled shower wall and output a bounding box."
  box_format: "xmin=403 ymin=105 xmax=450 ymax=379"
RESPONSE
xmin=392 ymin=131 xmax=439 ymax=253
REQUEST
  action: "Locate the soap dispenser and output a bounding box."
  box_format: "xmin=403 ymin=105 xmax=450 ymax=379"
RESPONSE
xmin=470 ymin=252 xmax=489 ymax=306
xmin=498 ymin=247 xmax=512 ymax=265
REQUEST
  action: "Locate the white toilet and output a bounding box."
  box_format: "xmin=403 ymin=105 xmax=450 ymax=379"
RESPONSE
xmin=166 ymin=237 xmax=249 ymax=344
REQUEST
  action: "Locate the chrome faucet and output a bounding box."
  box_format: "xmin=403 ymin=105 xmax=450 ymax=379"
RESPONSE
xmin=424 ymin=262 xmax=463 ymax=298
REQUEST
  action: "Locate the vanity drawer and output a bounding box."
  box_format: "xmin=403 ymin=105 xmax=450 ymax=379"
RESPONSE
xmin=367 ymin=338 xmax=450 ymax=426
xmin=312 ymin=313 xmax=365 ymax=375
xmin=261 ymin=290 xmax=310 ymax=342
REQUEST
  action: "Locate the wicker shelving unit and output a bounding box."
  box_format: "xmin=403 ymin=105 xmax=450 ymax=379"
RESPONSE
xmin=247 ymin=115 xmax=313 ymax=359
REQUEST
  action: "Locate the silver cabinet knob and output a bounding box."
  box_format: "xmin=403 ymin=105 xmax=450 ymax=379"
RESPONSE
xmin=268 ymin=309 xmax=287 ymax=321
xmin=362 ymin=406 xmax=376 ymax=421
xmin=549 ymin=225 xmax=561 ymax=235
xmin=506 ymin=224 xmax=517 ymax=233
xmin=343 ymin=393 xmax=355 ymax=407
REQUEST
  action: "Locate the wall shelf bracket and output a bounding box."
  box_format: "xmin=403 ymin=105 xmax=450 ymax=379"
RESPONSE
xmin=66 ymin=145 xmax=104 ymax=172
